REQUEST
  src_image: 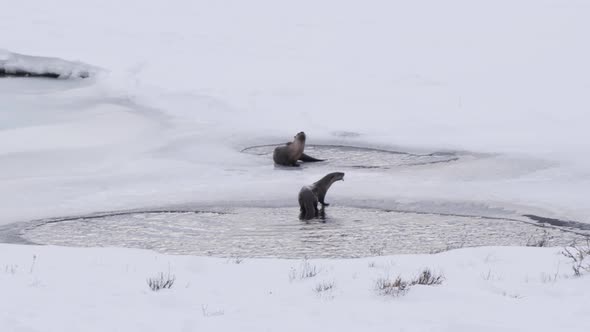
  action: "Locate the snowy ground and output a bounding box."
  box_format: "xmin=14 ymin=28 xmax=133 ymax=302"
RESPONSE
xmin=1 ymin=244 xmax=589 ymax=332
xmin=2 ymin=0 xmax=590 ymax=331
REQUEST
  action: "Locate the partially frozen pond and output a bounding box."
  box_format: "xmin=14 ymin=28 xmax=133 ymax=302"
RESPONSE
xmin=21 ymin=207 xmax=586 ymax=258
xmin=242 ymin=144 xmax=465 ymax=169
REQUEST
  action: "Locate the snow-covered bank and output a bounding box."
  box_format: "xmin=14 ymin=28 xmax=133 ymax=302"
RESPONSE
xmin=0 ymin=49 xmax=95 ymax=78
xmin=1 ymin=244 xmax=588 ymax=332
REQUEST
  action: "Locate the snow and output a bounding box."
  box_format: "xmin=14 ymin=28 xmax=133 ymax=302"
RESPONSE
xmin=1 ymin=0 xmax=590 ymax=330
xmin=1 ymin=244 xmax=589 ymax=332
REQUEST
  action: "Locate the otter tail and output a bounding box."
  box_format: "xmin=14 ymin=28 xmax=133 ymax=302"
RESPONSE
xmin=299 ymin=153 xmax=324 ymax=162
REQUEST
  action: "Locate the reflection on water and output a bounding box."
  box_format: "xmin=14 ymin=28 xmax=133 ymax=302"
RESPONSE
xmin=242 ymin=144 xmax=460 ymax=168
xmin=22 ymin=207 xmax=586 ymax=258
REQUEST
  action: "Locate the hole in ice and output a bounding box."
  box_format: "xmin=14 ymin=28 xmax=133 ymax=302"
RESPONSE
xmin=20 ymin=207 xmax=587 ymax=258
xmin=241 ymin=144 xmax=462 ymax=169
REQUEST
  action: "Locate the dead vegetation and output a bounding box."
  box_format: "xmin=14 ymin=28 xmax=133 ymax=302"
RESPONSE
xmin=375 ymin=268 xmax=444 ymax=297
xmin=526 ymin=230 xmax=553 ymax=247
xmin=147 ymin=272 xmax=176 ymax=291
xmin=561 ymin=240 xmax=590 ymax=277
xmin=289 ymin=259 xmax=320 ymax=281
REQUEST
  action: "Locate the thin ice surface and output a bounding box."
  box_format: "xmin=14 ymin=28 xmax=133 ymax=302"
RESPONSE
xmin=22 ymin=208 xmax=586 ymax=258
xmin=242 ymin=144 xmax=462 ymax=168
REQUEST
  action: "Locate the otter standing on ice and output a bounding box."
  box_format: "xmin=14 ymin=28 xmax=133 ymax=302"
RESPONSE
xmin=272 ymin=132 xmax=324 ymax=166
xmin=298 ymin=172 xmax=345 ymax=220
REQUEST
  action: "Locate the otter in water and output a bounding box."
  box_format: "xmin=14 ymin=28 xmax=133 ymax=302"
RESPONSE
xmin=272 ymin=132 xmax=324 ymax=167
xmin=298 ymin=172 xmax=345 ymax=220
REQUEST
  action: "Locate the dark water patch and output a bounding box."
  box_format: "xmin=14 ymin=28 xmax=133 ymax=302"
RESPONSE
xmin=1 ymin=50 xmax=95 ymax=79
xmin=0 ymin=69 xmax=62 ymax=79
xmin=0 ymin=66 xmax=90 ymax=79
xmin=524 ymin=214 xmax=590 ymax=231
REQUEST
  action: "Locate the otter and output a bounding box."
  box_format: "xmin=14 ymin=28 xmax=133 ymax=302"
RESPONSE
xmin=272 ymin=132 xmax=324 ymax=167
xmin=298 ymin=172 xmax=345 ymax=220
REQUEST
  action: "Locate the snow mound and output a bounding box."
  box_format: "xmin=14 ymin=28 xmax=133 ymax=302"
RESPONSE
xmin=0 ymin=49 xmax=96 ymax=79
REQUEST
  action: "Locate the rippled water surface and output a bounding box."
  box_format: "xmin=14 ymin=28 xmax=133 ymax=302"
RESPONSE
xmin=22 ymin=207 xmax=585 ymax=258
xmin=242 ymin=144 xmax=462 ymax=168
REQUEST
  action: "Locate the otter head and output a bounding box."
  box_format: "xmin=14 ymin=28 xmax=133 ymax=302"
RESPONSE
xmin=326 ymin=172 xmax=345 ymax=183
xmin=289 ymin=131 xmax=306 ymax=158
xmin=317 ymin=172 xmax=345 ymax=187
xmin=294 ymin=131 xmax=306 ymax=143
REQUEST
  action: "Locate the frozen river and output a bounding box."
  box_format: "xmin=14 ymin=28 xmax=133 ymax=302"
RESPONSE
xmin=1 ymin=61 xmax=589 ymax=259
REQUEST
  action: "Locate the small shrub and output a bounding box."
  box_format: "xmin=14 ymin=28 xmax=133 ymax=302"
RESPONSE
xmin=4 ymin=265 xmax=17 ymax=275
xmin=526 ymin=230 xmax=552 ymax=247
xmin=289 ymin=259 xmax=320 ymax=281
xmin=147 ymin=272 xmax=176 ymax=291
xmin=299 ymin=261 xmax=319 ymax=279
xmin=539 ymin=271 xmax=559 ymax=283
xmin=227 ymin=256 xmax=245 ymax=264
xmin=412 ymin=269 xmax=444 ymax=286
xmin=202 ymin=304 xmax=225 ymax=317
xmin=481 ymin=269 xmax=493 ymax=281
xmin=375 ymin=276 xmax=409 ymax=297
xmin=375 ymin=269 xmax=444 ymax=297
xmin=30 ymin=255 xmax=37 ymax=274
xmin=561 ymin=243 xmax=590 ymax=277
xmin=481 ymin=269 xmax=502 ymax=281
xmin=501 ymin=291 xmax=523 ymax=299
xmin=314 ymin=281 xmax=335 ymax=293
